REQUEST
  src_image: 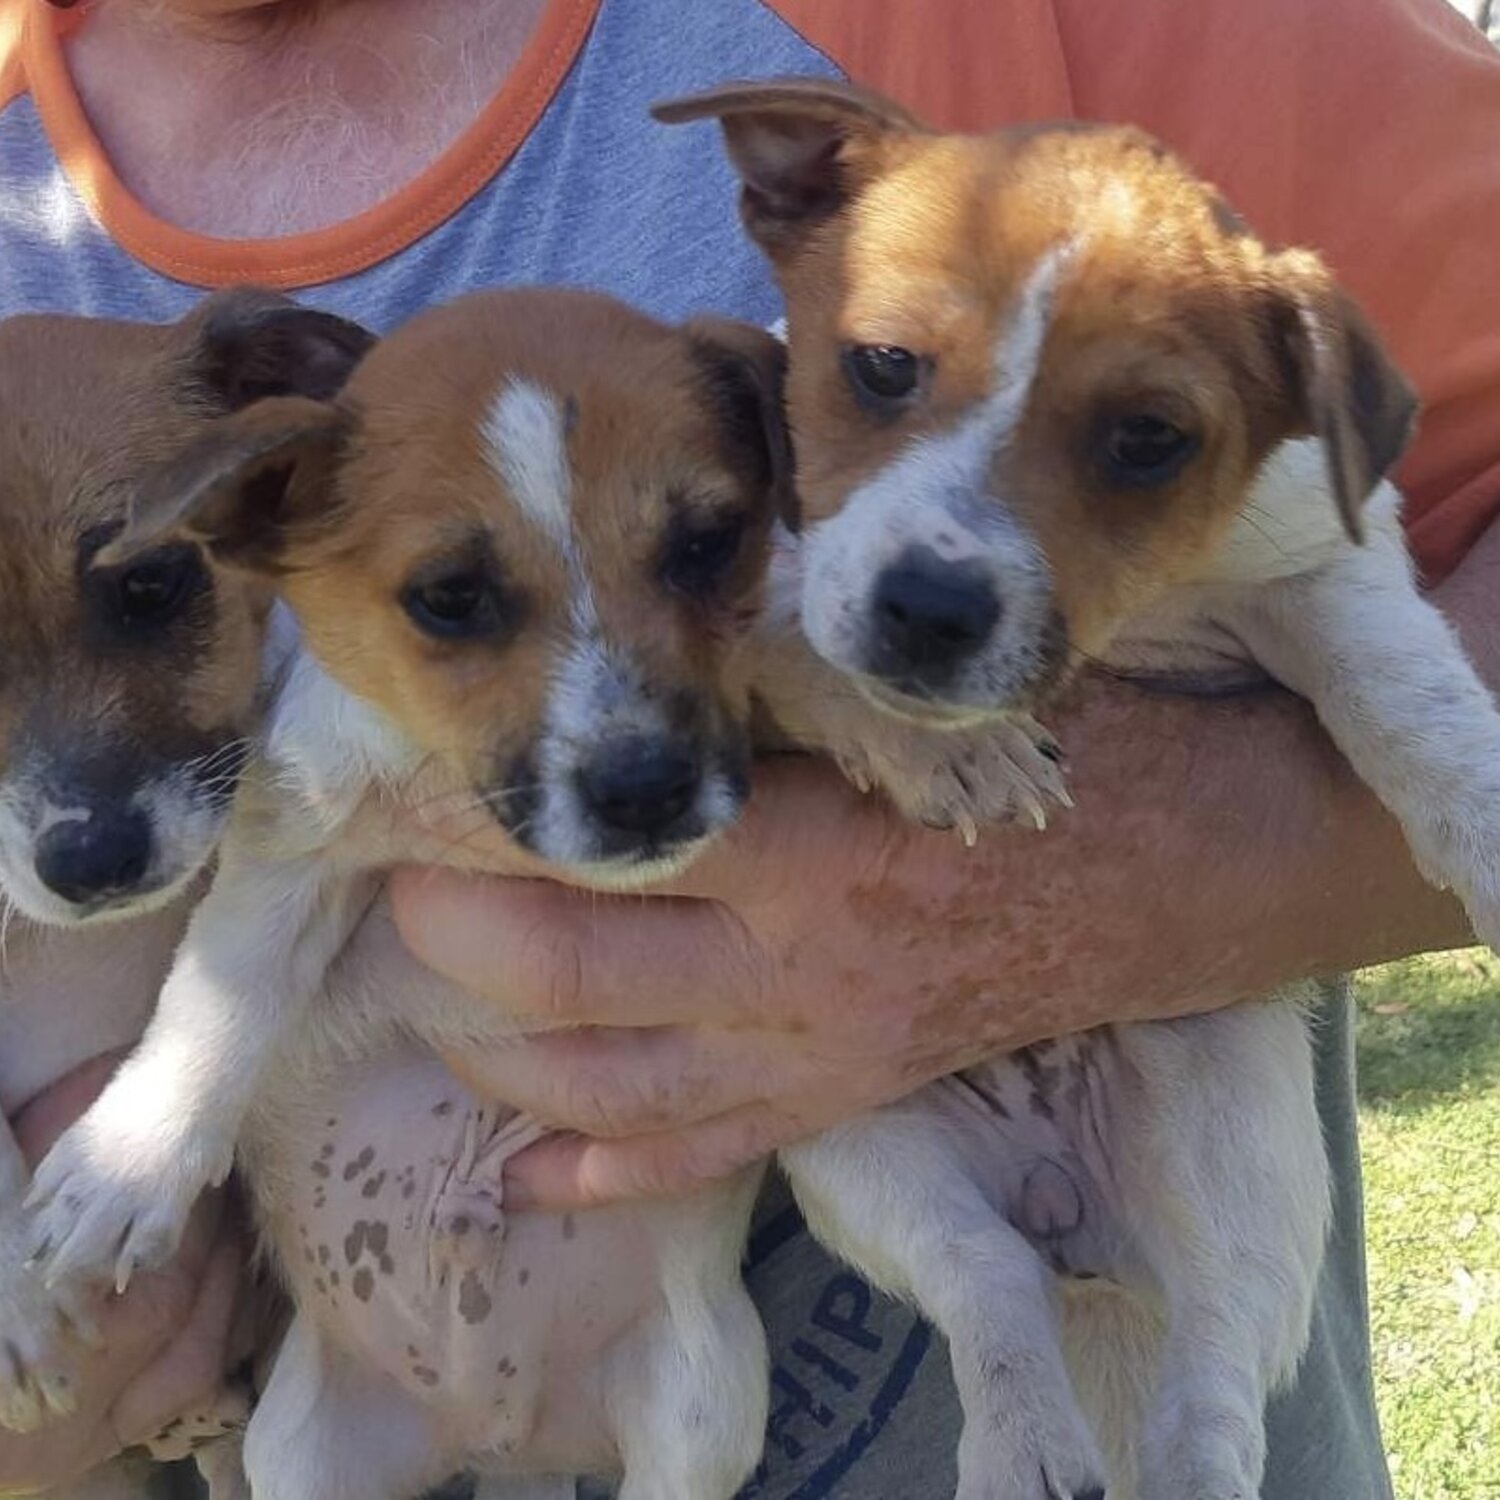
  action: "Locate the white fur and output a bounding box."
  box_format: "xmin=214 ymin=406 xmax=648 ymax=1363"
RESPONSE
xmin=483 ymin=379 xmax=573 ymax=551
xmin=801 ymin=247 xmax=1075 ymax=707
xmin=774 ymin=437 xmax=1500 ymax=1498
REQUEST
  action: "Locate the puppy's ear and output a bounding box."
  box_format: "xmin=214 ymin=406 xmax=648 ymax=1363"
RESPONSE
xmin=688 ymin=316 xmax=798 ymax=531
xmin=1266 ymin=252 xmax=1418 ymax=543
xmin=178 ymin=286 xmax=377 ymax=410
xmin=653 ymin=78 xmax=922 ymax=256
xmin=99 ymin=397 xmax=348 ymax=575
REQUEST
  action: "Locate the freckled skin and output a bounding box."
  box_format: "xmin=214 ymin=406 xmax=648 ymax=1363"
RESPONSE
xmin=255 ymin=1045 xmax=729 ymax=1477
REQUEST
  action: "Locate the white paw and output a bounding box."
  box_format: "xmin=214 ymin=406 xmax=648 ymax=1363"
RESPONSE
xmin=840 ymin=713 xmax=1071 ymax=843
xmin=955 ymin=1413 xmax=1106 ymax=1500
xmin=0 ymin=1226 xmax=100 ymax=1433
xmin=1137 ymin=1399 xmax=1264 ymax=1500
xmin=25 ymin=1091 xmax=233 ymax=1294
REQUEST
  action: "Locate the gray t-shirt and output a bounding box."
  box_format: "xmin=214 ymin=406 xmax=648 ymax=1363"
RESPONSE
xmin=0 ymin=0 xmax=1392 ymax=1495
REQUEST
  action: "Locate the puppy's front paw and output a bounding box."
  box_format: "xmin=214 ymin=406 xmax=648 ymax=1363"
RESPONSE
xmin=842 ymin=714 xmax=1071 ymax=843
xmin=0 ymin=1221 xmax=100 ymax=1433
xmin=25 ymin=1090 xmax=233 ymax=1294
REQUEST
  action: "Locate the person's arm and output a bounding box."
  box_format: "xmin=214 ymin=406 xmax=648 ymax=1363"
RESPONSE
xmin=383 ymin=522 xmax=1488 ymax=1207
xmin=386 ymin=0 xmax=1500 ymax=1207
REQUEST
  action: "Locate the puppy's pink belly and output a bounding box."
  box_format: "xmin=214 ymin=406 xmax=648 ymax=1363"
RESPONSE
xmin=267 ymin=1052 xmax=670 ymax=1474
xmin=936 ymin=1033 xmax=1146 ymax=1285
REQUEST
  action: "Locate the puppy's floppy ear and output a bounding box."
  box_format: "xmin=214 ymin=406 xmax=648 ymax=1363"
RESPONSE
xmin=687 ymin=316 xmax=799 ymax=531
xmin=653 ymin=78 xmax=923 ymax=255
xmin=99 ymin=397 xmax=348 ymax=575
xmin=178 ymin=286 xmax=377 ymax=410
xmin=1266 ymin=252 xmax=1418 ymax=544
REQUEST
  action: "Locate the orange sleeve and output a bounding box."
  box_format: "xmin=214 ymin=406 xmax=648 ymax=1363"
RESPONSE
xmin=768 ymin=0 xmax=1500 ymax=581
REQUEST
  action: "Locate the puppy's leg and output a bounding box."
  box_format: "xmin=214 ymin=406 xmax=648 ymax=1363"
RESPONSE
xmin=0 ymin=1117 xmax=96 ymax=1431
xmin=1217 ymin=507 xmax=1500 ymax=944
xmin=26 ymin=848 xmax=373 ymax=1292
xmin=782 ymin=1114 xmax=1107 ymax=1500
xmin=1114 ymin=1000 xmax=1329 ymax=1500
xmin=607 ymin=1182 xmax=770 ymax=1500
xmin=244 ymin=1312 xmax=448 ymax=1500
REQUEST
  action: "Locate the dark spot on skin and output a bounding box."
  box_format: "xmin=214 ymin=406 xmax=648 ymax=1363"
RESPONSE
xmin=380 ymin=1256 xmax=395 ymax=1276
xmin=343 ymin=1146 xmax=375 ymax=1182
xmin=561 ymin=1214 xmax=576 ymax=1241
xmin=344 ymin=1224 xmax=367 ymax=1266
xmin=403 ymin=1182 xmax=416 ymax=1200
xmin=362 ymin=1171 xmax=387 ymax=1199
xmin=407 ymin=1345 xmax=421 ymax=1360
xmin=497 ymin=1357 xmax=517 ymax=1378
xmin=450 ymin=1216 xmax=471 ymax=1236
xmin=320 ymin=1143 xmax=335 ymax=1159
xmin=517 ymin=1268 xmax=530 ymax=1286
xmin=326 ymin=1118 xmax=337 ymax=1129
xmin=310 ymin=1161 xmax=330 ymax=1179
xmin=432 ymin=1101 xmax=453 ymax=1118
xmin=366 ymin=1222 xmax=389 ymax=1256
xmin=412 ymin=1364 xmax=439 ymax=1387
xmin=313 ymin=1277 xmax=328 ymax=1296
xmin=314 ymin=1190 xmax=326 ymax=1209
xmin=353 ymin=1268 xmax=375 ymax=1302
xmin=458 ymin=1271 xmax=493 ymax=1325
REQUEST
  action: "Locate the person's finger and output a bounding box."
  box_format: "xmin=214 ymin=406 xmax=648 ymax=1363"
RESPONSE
xmin=646 ymin=755 xmax=901 ymax=903
xmin=108 ymin=1232 xmax=244 ymax=1448
xmin=504 ymin=1100 xmax=801 ymax=1209
xmin=12 ymin=1052 xmax=128 ymax=1167
xmin=440 ymin=1025 xmax=785 ymax=1139
xmin=390 ymin=869 xmax=775 ymax=1028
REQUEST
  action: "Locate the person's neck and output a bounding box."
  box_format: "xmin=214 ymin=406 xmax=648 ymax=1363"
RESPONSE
xmin=67 ymin=0 xmax=549 ymax=237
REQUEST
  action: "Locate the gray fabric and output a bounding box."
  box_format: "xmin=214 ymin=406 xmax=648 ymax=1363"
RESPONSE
xmin=1 ymin=2 xmax=1390 ymax=1495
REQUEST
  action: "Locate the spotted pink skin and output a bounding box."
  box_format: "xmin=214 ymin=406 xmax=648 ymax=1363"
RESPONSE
xmin=262 ymin=1044 xmax=699 ymax=1479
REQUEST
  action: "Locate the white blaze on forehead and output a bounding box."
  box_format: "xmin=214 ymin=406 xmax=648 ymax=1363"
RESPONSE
xmin=979 ymin=236 xmax=1080 ymax=451
xmin=482 ymin=378 xmax=573 ymax=550
xmin=799 ymin=240 xmax=1080 ymax=690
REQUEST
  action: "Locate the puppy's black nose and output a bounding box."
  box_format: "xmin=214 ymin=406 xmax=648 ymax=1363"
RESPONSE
xmin=33 ymin=806 xmax=152 ymax=906
xmin=871 ymin=548 xmax=1000 ymax=684
xmin=577 ymin=739 xmax=700 ymax=839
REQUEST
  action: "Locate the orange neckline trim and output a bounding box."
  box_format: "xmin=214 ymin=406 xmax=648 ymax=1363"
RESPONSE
xmin=22 ymin=0 xmax=602 ymax=289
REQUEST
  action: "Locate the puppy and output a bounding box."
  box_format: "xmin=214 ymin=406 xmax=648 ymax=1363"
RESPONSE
xmin=657 ymin=80 xmax=1500 ymax=1500
xmin=0 ymin=291 xmax=371 ymax=1487
xmin=20 ymin=287 xmax=792 ymax=1500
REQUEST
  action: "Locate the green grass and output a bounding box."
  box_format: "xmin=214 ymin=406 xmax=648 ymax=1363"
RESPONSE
xmin=1356 ymin=950 xmax=1500 ymax=1498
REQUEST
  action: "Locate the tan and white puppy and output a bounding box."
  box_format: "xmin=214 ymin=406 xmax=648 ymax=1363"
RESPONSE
xmin=0 ymin=291 xmax=372 ymax=1486
xmin=21 ymin=288 xmax=792 ymax=1500
xmin=657 ymin=80 xmax=1500 ymax=1500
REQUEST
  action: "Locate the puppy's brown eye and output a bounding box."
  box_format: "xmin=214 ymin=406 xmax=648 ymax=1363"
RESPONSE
xmin=1102 ymin=414 xmax=1199 ymax=487
xmin=114 ymin=545 xmax=206 ymax=627
xmin=403 ymin=571 xmax=502 ymax=639
xmin=662 ymin=513 xmax=748 ymax=599
xmin=844 ymin=345 xmax=923 ymax=408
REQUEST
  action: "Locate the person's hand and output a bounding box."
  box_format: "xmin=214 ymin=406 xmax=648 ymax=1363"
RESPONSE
xmin=0 ymin=1055 xmax=248 ymax=1494
xmin=388 ymin=671 xmax=1469 ymax=1210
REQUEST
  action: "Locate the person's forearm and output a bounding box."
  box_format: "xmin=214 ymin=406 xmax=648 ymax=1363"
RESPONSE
xmin=941 ymin=530 xmax=1500 ymax=1048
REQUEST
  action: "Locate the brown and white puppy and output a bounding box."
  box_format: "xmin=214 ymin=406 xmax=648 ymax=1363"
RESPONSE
xmin=21 ymin=288 xmax=790 ymax=1500
xmin=0 ymin=291 xmax=371 ymax=1479
xmin=657 ymin=80 xmax=1500 ymax=1500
